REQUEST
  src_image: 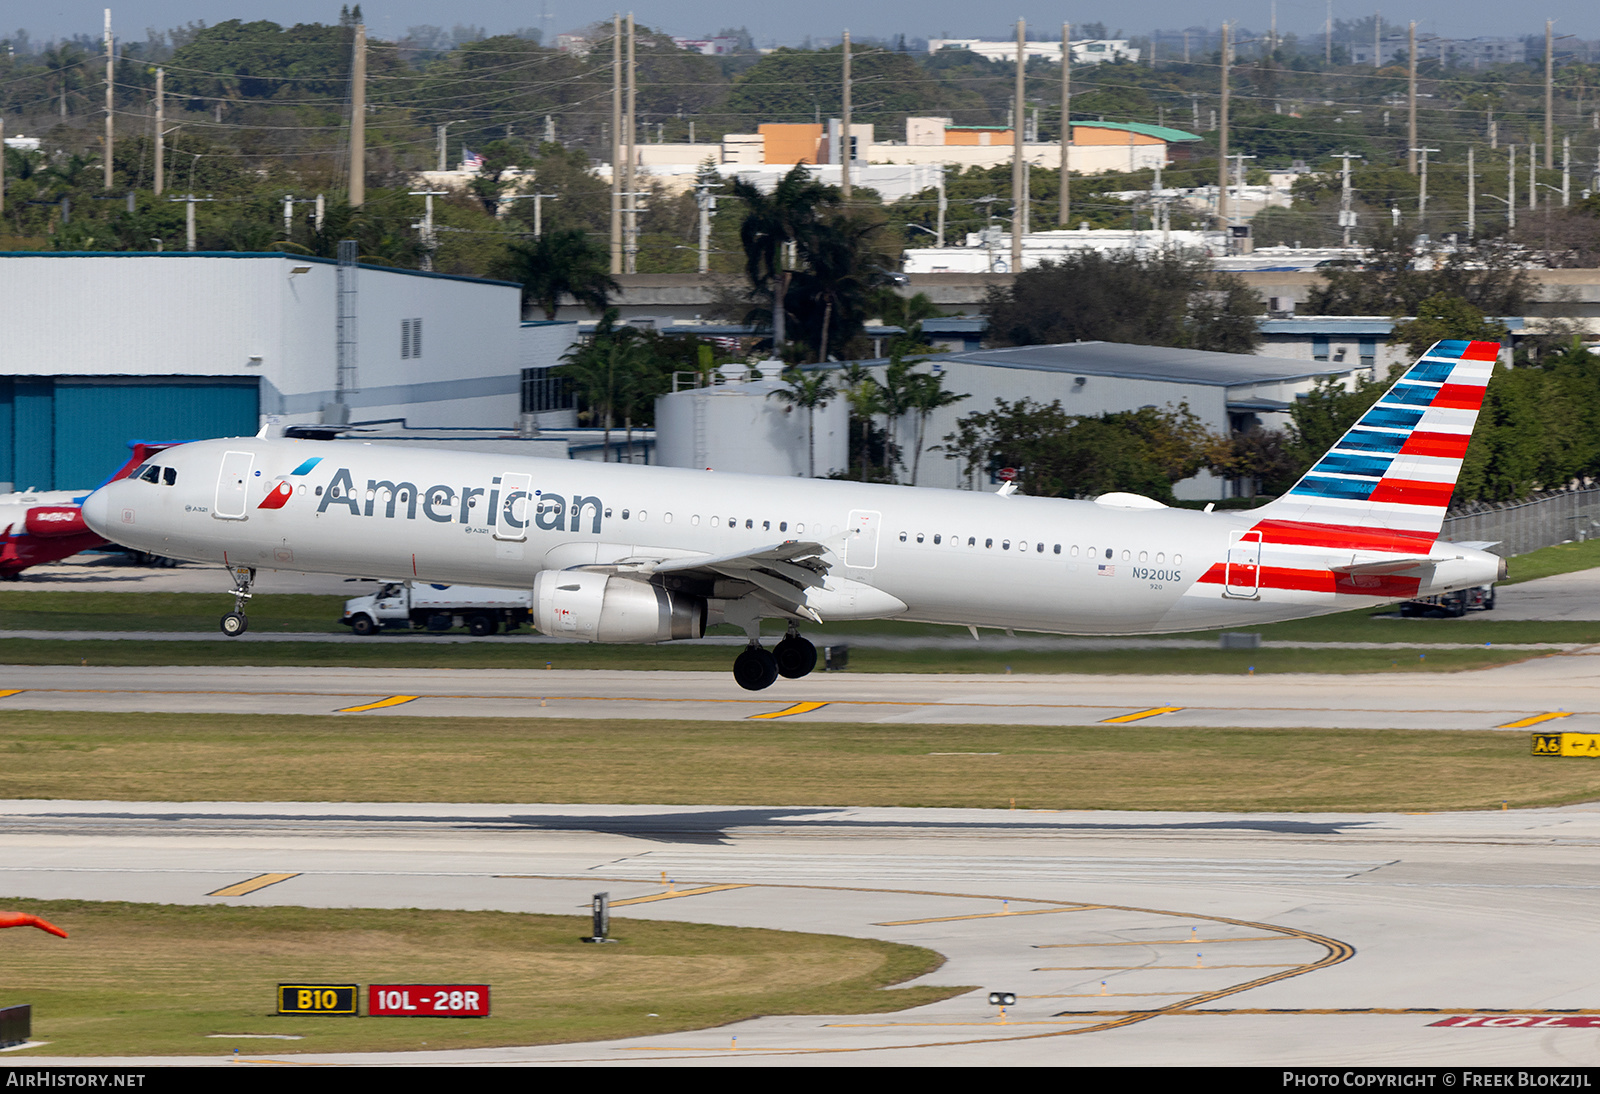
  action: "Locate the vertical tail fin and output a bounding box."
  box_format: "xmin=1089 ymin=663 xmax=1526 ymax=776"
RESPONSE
xmin=1258 ymin=339 xmax=1500 ymax=546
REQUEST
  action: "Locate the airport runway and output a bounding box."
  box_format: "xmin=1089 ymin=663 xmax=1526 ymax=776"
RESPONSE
xmin=4 ymin=798 xmax=1600 ymax=1065
xmin=3 ymin=653 xmax=1600 ymax=731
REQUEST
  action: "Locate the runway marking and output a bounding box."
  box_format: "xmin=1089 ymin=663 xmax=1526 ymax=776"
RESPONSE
xmin=1036 ymin=965 xmax=1303 ymax=972
xmin=1034 ymin=936 xmax=1295 ymax=947
xmin=1100 ymin=706 xmax=1184 ymax=724
xmin=875 ymin=907 xmax=1094 ymax=926
xmin=335 ymin=695 xmax=420 ymax=713
xmin=1498 ymin=711 xmax=1574 ymax=728
xmin=748 ymin=701 xmax=830 ymax=720
xmin=206 ymin=872 xmax=300 ymax=897
xmin=606 ymin=884 xmax=748 ymax=907
xmin=1053 ymin=1008 xmax=1600 ymax=1016
xmin=2 ymin=684 xmax=1589 ymax=730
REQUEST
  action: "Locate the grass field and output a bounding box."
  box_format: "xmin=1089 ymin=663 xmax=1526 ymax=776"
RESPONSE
xmin=0 ymin=898 xmax=958 ymax=1056
xmin=2 ymin=712 xmax=1592 ymax=812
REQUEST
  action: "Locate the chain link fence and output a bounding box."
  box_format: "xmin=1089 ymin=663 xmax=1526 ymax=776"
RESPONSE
xmin=1441 ymin=488 xmax=1600 ymax=557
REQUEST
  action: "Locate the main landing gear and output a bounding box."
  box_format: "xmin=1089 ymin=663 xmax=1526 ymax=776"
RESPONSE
xmin=732 ymin=626 xmax=817 ymax=691
xmin=220 ymin=565 xmax=254 ymax=637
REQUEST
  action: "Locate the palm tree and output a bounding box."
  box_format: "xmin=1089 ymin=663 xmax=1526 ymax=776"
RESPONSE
xmin=42 ymin=45 xmax=87 ymax=119
xmin=838 ymin=362 xmax=881 ymax=481
xmin=906 ymin=369 xmax=968 ymax=485
xmin=495 ymin=229 xmax=619 ymax=320
xmin=770 ymin=368 xmax=838 ymax=478
xmin=556 ymin=312 xmax=651 ymax=461
xmin=788 ymin=213 xmax=885 ymax=363
xmin=731 ymin=165 xmax=833 ymax=353
xmin=875 ymin=353 xmax=921 ymax=482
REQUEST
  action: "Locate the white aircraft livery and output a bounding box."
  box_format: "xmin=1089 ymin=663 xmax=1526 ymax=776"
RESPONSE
xmin=81 ymin=339 xmax=1506 ymax=690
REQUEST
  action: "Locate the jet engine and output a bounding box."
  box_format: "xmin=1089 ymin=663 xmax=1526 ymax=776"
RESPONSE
xmin=532 ymin=570 xmax=706 ymax=643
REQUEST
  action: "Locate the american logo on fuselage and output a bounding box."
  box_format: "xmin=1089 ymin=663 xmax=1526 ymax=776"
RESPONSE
xmin=298 ymin=467 xmax=605 ymax=534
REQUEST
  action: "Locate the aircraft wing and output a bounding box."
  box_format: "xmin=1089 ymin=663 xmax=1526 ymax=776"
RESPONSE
xmin=575 ymin=540 xmax=833 ymax=620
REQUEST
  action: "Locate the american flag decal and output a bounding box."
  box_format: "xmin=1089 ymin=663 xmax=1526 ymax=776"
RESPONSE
xmin=1097 ymin=564 xmax=1115 ymax=577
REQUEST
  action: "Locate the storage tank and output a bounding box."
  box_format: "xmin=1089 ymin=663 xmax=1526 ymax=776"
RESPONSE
xmin=654 ymin=366 xmax=848 ymax=478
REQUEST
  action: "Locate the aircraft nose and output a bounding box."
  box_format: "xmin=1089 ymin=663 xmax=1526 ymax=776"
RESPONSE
xmin=80 ymin=486 xmax=112 ymax=537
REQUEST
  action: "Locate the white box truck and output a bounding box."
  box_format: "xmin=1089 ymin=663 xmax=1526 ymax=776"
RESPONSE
xmin=340 ymin=583 xmax=534 ymax=636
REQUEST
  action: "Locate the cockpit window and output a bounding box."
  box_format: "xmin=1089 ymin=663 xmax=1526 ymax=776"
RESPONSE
xmin=163 ymin=467 xmax=178 ymax=486
xmin=139 ymin=465 xmax=161 ymax=484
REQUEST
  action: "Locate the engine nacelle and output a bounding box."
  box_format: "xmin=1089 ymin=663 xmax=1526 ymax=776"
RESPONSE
xmin=533 ymin=570 xmax=706 ymax=643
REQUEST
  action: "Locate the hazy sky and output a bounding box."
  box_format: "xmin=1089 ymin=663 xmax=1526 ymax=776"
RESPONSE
xmin=15 ymin=1 xmax=1599 ymax=47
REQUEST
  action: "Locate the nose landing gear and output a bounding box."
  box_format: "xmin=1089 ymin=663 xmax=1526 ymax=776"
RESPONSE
xmin=220 ymin=565 xmax=254 ymax=637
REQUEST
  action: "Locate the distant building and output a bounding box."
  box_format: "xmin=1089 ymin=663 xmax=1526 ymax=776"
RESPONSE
xmin=671 ymin=36 xmax=741 ymax=55
xmin=927 ymin=38 xmax=1141 ymax=65
xmin=1349 ymin=34 xmax=1526 ymax=67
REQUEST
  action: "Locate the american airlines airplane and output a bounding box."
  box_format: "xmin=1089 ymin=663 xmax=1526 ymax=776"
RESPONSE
xmin=80 ymin=339 xmax=1506 ymax=690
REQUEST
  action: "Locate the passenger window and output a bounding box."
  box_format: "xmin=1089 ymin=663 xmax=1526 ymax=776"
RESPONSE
xmin=710 ymin=516 xmax=719 ymax=527
xmin=604 ymin=508 xmax=613 ymax=517
xmin=1037 ymin=543 xmax=1045 ymax=553
xmin=797 ymin=523 xmax=805 ymax=533
xmin=1121 ymin=550 xmax=1130 ymax=561
xmin=1139 ymin=551 xmax=1148 ymax=562
xmin=899 ymin=532 xmax=907 ymax=542
xmin=622 ymin=509 xmax=631 ymax=519
xmin=933 ymin=534 xmax=941 ymax=545
xmin=664 ymin=512 xmax=673 ymax=523
xmin=1087 ymin=546 xmax=1095 ymax=557
xmin=163 ymin=467 xmax=177 ymax=486
xmin=692 ymin=514 xmax=701 ymax=526
xmin=1174 ymin=553 xmax=1182 ymax=564
xmin=638 ymin=511 xmax=648 ymax=521
xmin=1156 ymin=552 xmax=1165 ymax=564
xmin=779 ymin=522 xmax=787 ymax=531
xmin=968 ymin=537 xmax=976 ymax=546
xmin=1105 ymin=549 xmax=1113 ymax=559
xmin=916 ymin=533 xmax=924 ymax=543
xmin=985 ymin=538 xmax=993 ymax=548
xmin=1070 ymin=546 xmax=1079 ymax=557
xmin=1003 ymin=540 xmax=1010 ymax=550
xmin=763 ymin=520 xmax=770 ymax=530
xmin=1053 ymin=544 xmax=1061 ymax=554
xmin=745 ymin=519 xmax=753 ymax=529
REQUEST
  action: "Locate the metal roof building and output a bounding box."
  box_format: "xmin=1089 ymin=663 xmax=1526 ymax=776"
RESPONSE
xmin=0 ymin=252 xmax=576 ymax=491
xmin=834 ymin=341 xmax=1369 ymax=499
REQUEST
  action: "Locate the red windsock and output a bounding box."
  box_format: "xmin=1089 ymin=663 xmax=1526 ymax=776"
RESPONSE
xmin=0 ymin=912 xmax=68 ymax=938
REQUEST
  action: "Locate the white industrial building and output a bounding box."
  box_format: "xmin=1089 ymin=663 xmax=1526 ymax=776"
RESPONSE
xmin=825 ymin=342 xmax=1364 ymax=499
xmin=0 ymin=252 xmax=578 ymax=490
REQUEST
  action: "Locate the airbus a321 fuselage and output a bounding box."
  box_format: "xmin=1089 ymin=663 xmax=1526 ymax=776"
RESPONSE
xmin=82 ymin=340 xmax=1507 ymax=690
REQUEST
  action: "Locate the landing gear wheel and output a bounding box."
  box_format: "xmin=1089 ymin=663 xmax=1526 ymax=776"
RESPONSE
xmin=733 ymin=646 xmax=780 ymax=691
xmin=220 ymin=611 xmax=248 ymax=637
xmin=773 ymin=635 xmax=817 ymax=679
xmin=467 ymin=614 xmax=498 ymax=637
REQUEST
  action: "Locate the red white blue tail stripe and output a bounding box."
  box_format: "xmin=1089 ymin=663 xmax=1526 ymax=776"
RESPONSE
xmin=1263 ymin=339 xmax=1497 ymax=538
xmin=1193 ymin=339 xmax=1500 ymax=601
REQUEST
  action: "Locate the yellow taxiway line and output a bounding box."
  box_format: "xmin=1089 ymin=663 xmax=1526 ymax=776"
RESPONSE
xmin=207 ymin=873 xmax=301 ymax=897
xmin=605 ymin=885 xmax=748 ymax=907
xmin=0 ymin=690 xmax=22 ymax=699
xmin=1035 ymin=936 xmax=1295 ymax=947
xmin=1101 ymin=706 xmax=1184 ymax=724
xmin=748 ymin=701 xmax=830 ymax=720
xmin=1498 ymin=711 xmax=1574 ymax=728
xmin=335 ymin=695 xmax=420 ymax=713
xmin=875 ymin=907 xmax=1091 ymax=926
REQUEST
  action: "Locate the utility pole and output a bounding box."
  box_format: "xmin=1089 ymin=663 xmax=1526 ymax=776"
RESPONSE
xmin=1508 ymin=145 xmax=1517 ymax=230
xmin=1563 ymin=135 xmax=1571 ymax=206
xmin=436 ymin=121 xmax=464 ymax=172
xmin=348 ymin=22 xmax=366 ymax=207
xmin=154 ymin=68 xmax=164 ymax=195
xmin=694 ymin=179 xmax=715 ymax=273
xmin=168 ymin=193 xmax=213 ymax=251
xmin=1336 ymin=152 xmax=1359 ymax=246
xmin=103 ymin=9 xmax=113 ymax=191
xmin=841 ymin=30 xmax=852 ymax=199
xmin=1217 ymin=23 xmax=1230 ymax=228
xmin=1467 ymin=146 xmax=1476 ymax=239
xmin=1407 ymin=22 xmax=1417 ymax=175
xmin=1530 ymin=144 xmax=1537 ymax=210
xmin=1011 ymin=18 xmax=1024 ymax=274
xmin=1325 ymin=0 xmax=1332 ymax=64
xmin=624 ymin=12 xmax=637 ymax=275
xmin=1373 ymin=11 xmax=1381 ymax=69
xmin=1412 ymin=146 xmax=1439 ymax=223
xmin=1542 ymin=21 xmax=1555 ymax=169
xmin=609 ymin=14 xmax=622 ymax=275
xmin=408 ymin=189 xmax=447 ymax=271
xmin=1059 ymin=22 xmax=1070 ymax=226
xmin=936 ymin=169 xmax=947 ymax=246
xmin=1 ymin=115 xmax=5 ymax=215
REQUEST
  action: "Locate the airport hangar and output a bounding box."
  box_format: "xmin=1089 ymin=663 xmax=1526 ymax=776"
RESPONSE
xmin=0 ymin=251 xmax=580 ymax=493
xmin=826 ymin=341 xmax=1368 ymax=500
